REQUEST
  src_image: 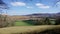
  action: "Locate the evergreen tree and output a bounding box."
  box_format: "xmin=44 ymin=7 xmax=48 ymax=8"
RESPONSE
xmin=44 ymin=17 xmax=51 ymax=25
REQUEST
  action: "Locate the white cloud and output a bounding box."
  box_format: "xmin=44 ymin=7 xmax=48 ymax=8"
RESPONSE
xmin=38 ymin=5 xmax=50 ymax=8
xmin=36 ymin=3 xmax=50 ymax=9
xmin=57 ymin=2 xmax=60 ymax=5
xmin=26 ymin=6 xmax=33 ymax=8
xmin=11 ymin=2 xmax=26 ymax=6
xmin=36 ymin=3 xmax=44 ymax=6
xmin=56 ymin=2 xmax=60 ymax=7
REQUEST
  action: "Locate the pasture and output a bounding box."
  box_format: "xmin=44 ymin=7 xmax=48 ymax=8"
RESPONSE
xmin=14 ymin=19 xmax=56 ymax=26
xmin=0 ymin=25 xmax=60 ymax=34
xmin=14 ymin=20 xmax=33 ymax=26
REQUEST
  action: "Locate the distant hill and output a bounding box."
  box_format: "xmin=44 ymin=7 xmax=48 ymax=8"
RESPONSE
xmin=25 ymin=12 xmax=60 ymax=18
xmin=10 ymin=12 xmax=60 ymax=20
xmin=56 ymin=12 xmax=60 ymax=17
xmin=2 ymin=12 xmax=59 ymax=20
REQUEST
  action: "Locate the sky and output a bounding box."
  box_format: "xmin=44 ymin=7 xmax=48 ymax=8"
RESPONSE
xmin=2 ymin=0 xmax=60 ymax=15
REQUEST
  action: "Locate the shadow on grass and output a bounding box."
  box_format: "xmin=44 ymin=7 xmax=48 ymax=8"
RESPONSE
xmin=39 ymin=28 xmax=60 ymax=34
xmin=23 ymin=20 xmax=36 ymax=25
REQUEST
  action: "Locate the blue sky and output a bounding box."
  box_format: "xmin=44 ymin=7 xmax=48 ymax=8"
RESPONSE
xmin=2 ymin=0 xmax=60 ymax=15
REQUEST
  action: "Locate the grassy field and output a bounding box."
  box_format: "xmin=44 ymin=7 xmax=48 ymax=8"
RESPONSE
xmin=15 ymin=20 xmax=33 ymax=26
xmin=15 ymin=21 xmax=32 ymax=26
xmin=0 ymin=25 xmax=60 ymax=34
xmin=0 ymin=20 xmax=60 ymax=34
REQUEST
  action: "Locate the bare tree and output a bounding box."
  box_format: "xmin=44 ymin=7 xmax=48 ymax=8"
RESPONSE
xmin=0 ymin=0 xmax=8 ymax=28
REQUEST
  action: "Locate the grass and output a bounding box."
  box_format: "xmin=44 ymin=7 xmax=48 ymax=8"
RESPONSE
xmin=15 ymin=20 xmax=56 ymax=26
xmin=0 ymin=20 xmax=60 ymax=34
xmin=15 ymin=20 xmax=33 ymax=26
xmin=0 ymin=25 xmax=60 ymax=34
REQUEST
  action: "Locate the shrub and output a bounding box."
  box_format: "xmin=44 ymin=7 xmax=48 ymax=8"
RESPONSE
xmin=55 ymin=18 xmax=60 ymax=25
xmin=0 ymin=15 xmax=15 ymax=28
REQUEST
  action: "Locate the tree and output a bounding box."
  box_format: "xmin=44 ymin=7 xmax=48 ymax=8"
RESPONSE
xmin=0 ymin=0 xmax=8 ymax=28
xmin=55 ymin=17 xmax=60 ymax=25
xmin=44 ymin=17 xmax=51 ymax=25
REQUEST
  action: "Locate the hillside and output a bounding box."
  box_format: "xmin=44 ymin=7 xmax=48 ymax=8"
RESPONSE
xmin=26 ymin=12 xmax=60 ymax=18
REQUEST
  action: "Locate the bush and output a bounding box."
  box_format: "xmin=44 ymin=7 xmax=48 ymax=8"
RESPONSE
xmin=0 ymin=15 xmax=15 ymax=28
xmin=55 ymin=18 xmax=60 ymax=25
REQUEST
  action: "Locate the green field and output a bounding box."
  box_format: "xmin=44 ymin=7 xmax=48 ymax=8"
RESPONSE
xmin=15 ymin=20 xmax=33 ymax=26
xmin=14 ymin=20 xmax=56 ymax=26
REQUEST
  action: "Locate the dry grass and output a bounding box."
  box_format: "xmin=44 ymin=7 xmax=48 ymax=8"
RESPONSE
xmin=0 ymin=25 xmax=60 ymax=34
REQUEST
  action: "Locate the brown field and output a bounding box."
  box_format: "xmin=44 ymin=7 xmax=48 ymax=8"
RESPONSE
xmin=0 ymin=25 xmax=60 ymax=34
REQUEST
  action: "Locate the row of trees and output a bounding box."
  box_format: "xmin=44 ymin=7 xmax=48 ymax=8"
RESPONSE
xmin=25 ymin=17 xmax=60 ymax=25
